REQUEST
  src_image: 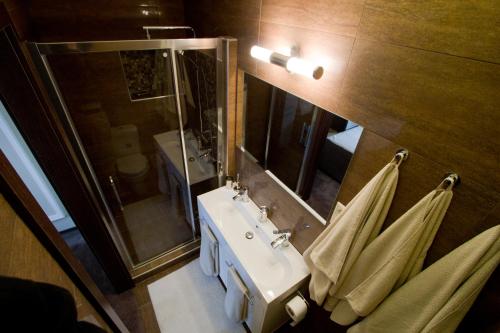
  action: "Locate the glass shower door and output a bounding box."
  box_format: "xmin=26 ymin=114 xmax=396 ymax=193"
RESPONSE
xmin=38 ymin=42 xmax=212 ymax=268
xmin=173 ymin=48 xmax=219 ymax=236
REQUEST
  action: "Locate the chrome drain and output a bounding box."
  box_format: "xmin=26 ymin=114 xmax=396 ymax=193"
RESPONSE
xmin=245 ymin=231 xmax=254 ymax=239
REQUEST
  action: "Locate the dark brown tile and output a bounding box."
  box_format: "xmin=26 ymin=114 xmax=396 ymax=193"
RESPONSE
xmin=256 ymin=22 xmax=355 ymax=113
xmin=360 ymin=0 xmax=500 ymax=63
xmin=261 ymin=0 xmax=364 ymax=38
xmin=237 ymin=149 xmax=326 ymax=254
xmin=185 ymin=6 xmax=259 ymax=74
xmin=337 ymin=39 xmax=500 ymax=191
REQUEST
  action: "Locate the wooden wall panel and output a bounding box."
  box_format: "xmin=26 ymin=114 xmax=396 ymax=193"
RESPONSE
xmin=359 ymin=0 xmax=500 ymax=63
xmin=28 ymin=0 xmax=185 ymax=41
xmin=185 ymin=0 xmax=260 ymax=73
xmin=261 ymin=0 xmax=364 ymax=38
xmin=0 ymin=0 xmax=29 ymax=39
xmin=338 ymin=39 xmax=500 ymax=190
xmin=0 ymin=194 xmax=111 ymax=331
xmin=256 ymin=22 xmax=354 ymax=112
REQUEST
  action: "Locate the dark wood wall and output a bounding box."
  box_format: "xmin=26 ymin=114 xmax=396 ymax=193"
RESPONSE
xmin=186 ymin=1 xmax=499 ymax=332
xmin=27 ymin=0 xmax=185 ymax=41
xmin=0 ymin=0 xmax=28 ymax=38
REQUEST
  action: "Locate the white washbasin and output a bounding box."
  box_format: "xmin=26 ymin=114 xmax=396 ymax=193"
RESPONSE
xmin=154 ymin=130 xmax=216 ymax=184
xmin=198 ymin=187 xmax=309 ymax=303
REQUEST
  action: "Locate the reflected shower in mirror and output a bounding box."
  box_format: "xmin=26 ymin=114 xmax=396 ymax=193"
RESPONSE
xmin=241 ymin=74 xmax=363 ymax=220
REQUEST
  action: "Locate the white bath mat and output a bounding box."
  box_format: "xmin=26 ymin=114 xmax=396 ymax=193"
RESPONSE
xmin=148 ymin=258 xmax=246 ymax=333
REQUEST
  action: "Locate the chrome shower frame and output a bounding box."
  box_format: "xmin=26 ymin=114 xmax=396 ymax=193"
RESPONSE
xmin=28 ymin=37 xmax=235 ymax=275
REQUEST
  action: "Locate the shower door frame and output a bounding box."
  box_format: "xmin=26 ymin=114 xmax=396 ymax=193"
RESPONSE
xmin=28 ymin=37 xmax=236 ymax=279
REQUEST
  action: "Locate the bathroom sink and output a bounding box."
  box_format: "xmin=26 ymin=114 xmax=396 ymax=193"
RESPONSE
xmin=198 ymin=187 xmax=309 ymax=301
xmin=198 ymin=187 xmax=310 ymax=332
xmin=154 ymin=130 xmax=216 ymax=184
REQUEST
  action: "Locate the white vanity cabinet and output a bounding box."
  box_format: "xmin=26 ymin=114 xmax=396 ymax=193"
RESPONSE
xmin=198 ymin=187 xmax=310 ymax=333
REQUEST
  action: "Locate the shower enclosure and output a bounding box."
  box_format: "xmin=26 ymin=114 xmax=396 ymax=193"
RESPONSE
xmin=28 ymin=37 xmax=236 ymax=277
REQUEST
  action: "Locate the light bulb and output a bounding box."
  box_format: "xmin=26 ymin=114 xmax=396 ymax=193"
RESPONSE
xmin=286 ymin=57 xmax=324 ymax=80
xmin=250 ymin=46 xmax=272 ymax=63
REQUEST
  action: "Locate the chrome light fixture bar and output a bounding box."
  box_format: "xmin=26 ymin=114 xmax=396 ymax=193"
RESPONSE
xmin=250 ymin=45 xmax=324 ymax=80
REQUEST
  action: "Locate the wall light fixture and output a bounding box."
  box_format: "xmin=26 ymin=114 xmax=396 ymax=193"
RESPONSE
xmin=250 ymin=45 xmax=324 ymax=80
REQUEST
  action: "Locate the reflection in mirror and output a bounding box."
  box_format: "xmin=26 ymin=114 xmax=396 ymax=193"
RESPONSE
xmin=241 ymin=73 xmax=363 ymax=220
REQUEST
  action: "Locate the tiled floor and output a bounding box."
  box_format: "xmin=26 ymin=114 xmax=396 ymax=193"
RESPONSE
xmin=122 ymin=195 xmax=193 ymax=263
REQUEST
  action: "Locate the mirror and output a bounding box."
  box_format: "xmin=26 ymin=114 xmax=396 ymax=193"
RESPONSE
xmin=240 ymin=73 xmax=363 ymax=222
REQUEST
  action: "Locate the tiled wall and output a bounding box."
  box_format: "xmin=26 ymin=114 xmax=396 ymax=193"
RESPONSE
xmin=0 ymin=0 xmax=28 ymax=39
xmin=185 ymin=1 xmax=500 ymax=331
xmin=27 ymin=0 xmax=186 ymax=41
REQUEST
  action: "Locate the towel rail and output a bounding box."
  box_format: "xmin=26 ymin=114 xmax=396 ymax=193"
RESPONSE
xmin=224 ymin=261 xmax=253 ymax=303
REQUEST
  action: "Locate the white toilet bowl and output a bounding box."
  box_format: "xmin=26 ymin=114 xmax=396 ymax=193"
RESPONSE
xmin=116 ymin=153 xmax=150 ymax=196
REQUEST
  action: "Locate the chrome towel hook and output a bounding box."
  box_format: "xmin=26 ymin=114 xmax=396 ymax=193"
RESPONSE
xmin=392 ymin=149 xmax=409 ymax=166
xmin=439 ymin=173 xmax=460 ymax=190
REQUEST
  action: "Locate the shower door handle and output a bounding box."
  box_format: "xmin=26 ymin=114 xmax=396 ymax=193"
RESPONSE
xmin=109 ymin=176 xmax=124 ymax=212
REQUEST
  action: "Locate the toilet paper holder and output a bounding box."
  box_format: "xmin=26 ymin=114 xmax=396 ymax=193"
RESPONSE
xmin=295 ymin=290 xmax=309 ymax=308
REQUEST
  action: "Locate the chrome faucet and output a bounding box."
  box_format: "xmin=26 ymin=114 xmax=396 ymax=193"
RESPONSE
xmin=232 ymin=173 xmax=241 ymax=191
xmin=199 ymin=149 xmax=216 ymax=162
xmin=232 ymin=186 xmax=249 ymax=202
xmin=271 ymin=229 xmax=292 ymax=249
xmin=258 ymin=206 xmax=269 ymax=223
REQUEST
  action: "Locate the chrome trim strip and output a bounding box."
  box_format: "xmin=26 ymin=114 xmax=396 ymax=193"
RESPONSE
xmin=34 ymin=38 xmax=218 ymax=55
xmin=131 ymin=239 xmax=200 ymax=281
xmin=171 ymin=49 xmax=196 ymax=238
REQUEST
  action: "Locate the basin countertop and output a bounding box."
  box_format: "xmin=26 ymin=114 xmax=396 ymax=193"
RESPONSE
xmin=154 ymin=130 xmax=216 ymax=185
xmin=198 ymin=187 xmax=310 ymax=303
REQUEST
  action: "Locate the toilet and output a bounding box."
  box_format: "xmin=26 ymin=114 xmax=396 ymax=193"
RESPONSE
xmin=111 ymin=125 xmax=150 ymax=196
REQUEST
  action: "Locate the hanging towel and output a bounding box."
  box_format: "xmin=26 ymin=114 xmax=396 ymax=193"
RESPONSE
xmin=224 ymin=267 xmax=249 ymax=323
xmin=348 ymin=224 xmax=500 ymax=333
xmin=303 ymin=160 xmax=400 ymax=305
xmin=200 ymin=223 xmax=219 ymax=276
xmin=328 ymin=188 xmax=453 ymax=325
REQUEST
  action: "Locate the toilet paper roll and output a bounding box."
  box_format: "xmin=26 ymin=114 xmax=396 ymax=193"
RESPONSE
xmin=285 ymin=295 xmax=308 ymax=327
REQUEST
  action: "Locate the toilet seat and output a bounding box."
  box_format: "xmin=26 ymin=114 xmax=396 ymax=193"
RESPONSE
xmin=116 ymin=154 xmax=149 ymax=178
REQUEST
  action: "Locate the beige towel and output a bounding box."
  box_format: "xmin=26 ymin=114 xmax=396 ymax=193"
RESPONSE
xmin=329 ymin=188 xmax=453 ymax=325
xmin=348 ymin=225 xmax=500 ymax=333
xmin=224 ymin=267 xmax=249 ymax=323
xmin=200 ymin=223 xmax=218 ymax=276
xmin=325 ymin=190 xmax=453 ymax=325
xmin=303 ymin=161 xmax=400 ymax=305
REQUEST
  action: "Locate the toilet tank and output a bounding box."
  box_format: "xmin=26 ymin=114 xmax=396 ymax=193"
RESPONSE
xmin=111 ymin=124 xmax=141 ymax=157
